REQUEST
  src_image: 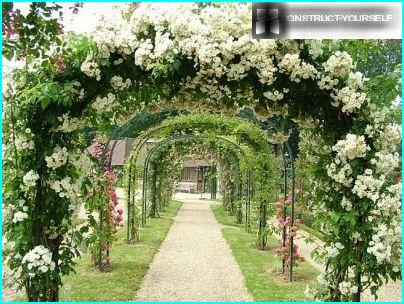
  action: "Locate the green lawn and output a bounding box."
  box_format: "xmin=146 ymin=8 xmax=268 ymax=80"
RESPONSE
xmin=211 ymin=203 xmax=319 ymax=302
xmin=14 ymin=200 xmax=182 ymax=302
xmin=62 ymin=200 xmax=182 ymax=301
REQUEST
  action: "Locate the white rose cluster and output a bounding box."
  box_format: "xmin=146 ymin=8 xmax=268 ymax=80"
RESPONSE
xmin=49 ymin=177 xmax=82 ymax=204
xmin=317 ymin=76 xmax=339 ymax=90
xmin=80 ymin=52 xmax=101 ymax=81
xmin=110 ymin=76 xmax=132 ymax=91
xmin=326 ymin=162 xmax=353 ymax=187
xmin=305 ymin=40 xmax=323 ymax=59
xmin=14 ymin=128 xmax=34 ymax=151
xmin=377 ymin=184 xmax=401 ymax=214
xmin=325 ymin=242 xmax=344 ymax=258
xmin=352 ymin=169 xmax=385 ymax=202
xmin=91 ymin=93 xmax=117 ymax=113
xmin=340 ymin=196 xmax=352 ymax=211
xmin=22 ymin=245 xmax=55 ymax=277
xmin=347 ymin=71 xmax=368 ymax=90
xmin=367 ymin=222 xmax=401 ymax=263
xmin=69 ymin=153 xmax=94 ymax=177
xmin=23 ymin=170 xmax=39 ymax=188
xmin=263 ymin=89 xmax=288 ymax=101
xmin=373 ymin=123 xmax=401 ymax=152
xmin=323 ymin=51 xmax=354 ymax=76
xmin=13 ymin=210 xmax=29 ymax=223
xmin=278 ymin=53 xmax=318 ymax=83
xmin=45 ymin=146 xmax=69 ymax=170
xmin=332 ymin=134 xmax=370 ymax=162
xmin=339 ymin=281 xmax=358 ymax=295
xmin=57 ymin=114 xmax=81 ymax=133
xmin=268 ymin=130 xmax=292 ymax=144
xmin=371 ymin=152 xmax=400 ymax=175
xmin=330 ymin=86 xmax=368 ymax=113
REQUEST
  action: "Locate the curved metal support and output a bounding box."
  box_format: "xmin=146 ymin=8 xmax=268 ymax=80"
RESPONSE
xmin=279 ymin=141 xmax=296 ymax=282
xmin=141 ymin=134 xmax=251 ymax=229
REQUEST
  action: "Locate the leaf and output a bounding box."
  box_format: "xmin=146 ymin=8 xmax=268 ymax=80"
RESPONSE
xmin=40 ymin=96 xmax=51 ymax=109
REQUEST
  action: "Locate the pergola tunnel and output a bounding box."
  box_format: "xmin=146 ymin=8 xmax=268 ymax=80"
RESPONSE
xmin=3 ymin=3 xmax=401 ymax=302
xmin=99 ymin=112 xmax=299 ymax=280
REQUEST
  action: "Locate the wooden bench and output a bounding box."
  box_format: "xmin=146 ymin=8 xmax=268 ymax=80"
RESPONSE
xmin=176 ymin=182 xmax=196 ymax=193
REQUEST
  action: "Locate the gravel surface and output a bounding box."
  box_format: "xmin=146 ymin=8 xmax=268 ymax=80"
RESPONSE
xmin=135 ymin=194 xmax=252 ymax=302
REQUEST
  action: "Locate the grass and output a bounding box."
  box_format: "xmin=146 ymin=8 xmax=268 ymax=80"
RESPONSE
xmin=13 ymin=200 xmax=182 ymax=302
xmin=211 ymin=203 xmax=319 ymax=302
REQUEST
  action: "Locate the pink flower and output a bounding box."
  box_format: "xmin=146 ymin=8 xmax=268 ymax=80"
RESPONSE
xmin=284 ymin=197 xmax=292 ymax=205
xmin=117 ymin=208 xmax=123 ymax=215
xmin=117 ymin=214 xmax=123 ymax=222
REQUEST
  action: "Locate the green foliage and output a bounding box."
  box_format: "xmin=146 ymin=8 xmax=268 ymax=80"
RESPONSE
xmin=334 ymin=40 xmax=402 ymax=78
xmin=12 ymin=201 xmax=183 ymax=302
xmin=211 ymin=204 xmax=320 ymax=301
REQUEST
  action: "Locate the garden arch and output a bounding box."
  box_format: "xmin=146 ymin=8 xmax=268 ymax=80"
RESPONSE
xmin=3 ymin=3 xmax=401 ymax=302
xmin=110 ymin=113 xmax=283 ymax=249
xmin=140 ymin=134 xmax=252 ymax=226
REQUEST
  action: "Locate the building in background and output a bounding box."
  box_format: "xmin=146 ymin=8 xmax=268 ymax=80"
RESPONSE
xmin=90 ymin=138 xmax=211 ymax=192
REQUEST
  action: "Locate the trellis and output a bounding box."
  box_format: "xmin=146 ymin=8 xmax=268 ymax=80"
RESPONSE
xmin=102 ymin=113 xmax=298 ymax=280
xmin=140 ymin=134 xmax=253 ymax=230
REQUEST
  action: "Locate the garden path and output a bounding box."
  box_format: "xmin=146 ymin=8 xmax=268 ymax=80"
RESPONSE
xmin=135 ymin=193 xmax=252 ymax=301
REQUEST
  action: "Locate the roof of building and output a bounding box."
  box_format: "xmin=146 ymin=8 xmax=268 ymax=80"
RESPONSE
xmin=88 ymin=138 xmax=212 ymax=167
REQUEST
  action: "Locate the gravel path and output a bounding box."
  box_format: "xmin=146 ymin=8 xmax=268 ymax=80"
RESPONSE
xmin=135 ymin=194 xmax=252 ymax=301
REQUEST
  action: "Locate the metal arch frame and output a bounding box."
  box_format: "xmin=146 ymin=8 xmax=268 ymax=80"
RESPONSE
xmin=279 ymin=141 xmax=296 ymax=282
xmin=140 ymin=134 xmax=253 ymax=232
xmin=122 ymin=118 xmax=273 ymax=241
xmin=98 ymin=110 xmax=295 ymax=278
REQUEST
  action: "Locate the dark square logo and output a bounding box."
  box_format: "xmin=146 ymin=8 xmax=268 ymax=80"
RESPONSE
xmin=252 ymin=3 xmax=288 ymax=39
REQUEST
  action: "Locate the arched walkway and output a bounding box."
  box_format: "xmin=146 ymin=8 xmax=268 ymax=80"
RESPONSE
xmin=135 ymin=193 xmax=252 ymax=301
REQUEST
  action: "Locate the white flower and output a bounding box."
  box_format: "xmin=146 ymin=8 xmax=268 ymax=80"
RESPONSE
xmin=332 ymin=134 xmax=369 ymax=162
xmin=323 ymin=51 xmax=353 ymax=76
xmin=14 ymin=134 xmax=34 ymax=151
xmin=45 ymin=146 xmax=69 ymax=170
xmin=374 ymin=123 xmax=401 ymax=152
xmin=91 ymin=93 xmax=117 ymax=113
xmin=326 ymin=162 xmax=353 ymax=186
xmin=49 ymin=177 xmax=82 ymax=204
xmin=23 ymin=170 xmax=39 ymax=188
xmin=80 ymin=52 xmax=101 ymax=80
xmin=347 ymin=71 xmax=368 ymax=90
xmin=305 ymin=40 xmax=323 ymax=59
xmin=341 ymin=196 xmax=352 ymax=211
xmin=279 ymin=53 xmax=318 ymax=83
xmin=12 ymin=211 xmax=28 ymax=223
xmin=22 ymin=245 xmax=55 ymax=277
xmin=325 ymin=242 xmax=343 ymax=257
xmin=263 ymin=90 xmax=284 ymax=101
xmin=377 ymin=184 xmax=401 ymax=214
xmin=331 ymin=86 xmax=367 ymax=113
xmin=371 ymin=152 xmax=400 ymax=175
xmin=339 ymin=281 xmax=357 ymax=295
xmin=269 ymin=130 xmax=292 ymax=144
xmin=367 ymin=220 xmax=401 ymax=263
xmin=57 ymin=114 xmax=81 ymax=133
xmin=110 ymin=76 xmax=132 ymax=91
xmin=353 ymin=169 xmax=384 ymax=202
xmin=317 ymin=75 xmax=339 ymax=90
